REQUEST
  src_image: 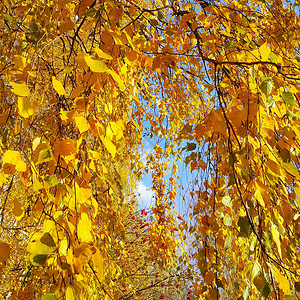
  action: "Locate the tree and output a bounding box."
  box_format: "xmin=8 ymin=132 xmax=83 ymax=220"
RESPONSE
xmin=1 ymin=0 xmax=300 ymax=299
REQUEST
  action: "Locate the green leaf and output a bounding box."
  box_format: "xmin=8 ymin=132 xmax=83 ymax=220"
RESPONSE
xmin=40 ymin=233 xmax=56 ymax=248
xmin=224 ymin=214 xmax=232 ymax=226
xmin=269 ymin=52 xmax=279 ymax=63
xmin=32 ymin=254 xmax=48 ymax=265
xmin=261 ymin=282 xmax=272 ymax=298
xmin=224 ymin=236 xmax=232 ymax=251
xmin=279 ymin=148 xmax=291 ymax=163
xmin=238 ymin=217 xmax=251 ymax=238
xmin=37 ymin=149 xmax=53 ymax=164
xmin=186 ymin=143 xmax=196 ymax=151
xmin=282 ymin=92 xmax=296 ymax=106
xmin=287 ymin=110 xmax=298 ymax=121
xmin=260 ymin=78 xmax=272 ymax=97
xmin=228 ymin=173 xmax=235 ymax=186
xmin=61 ymin=262 xmax=71 ymax=270
xmin=44 ymin=175 xmax=58 ymax=188
xmin=4 ymin=14 xmax=14 ymax=21
xmin=42 ymin=294 xmax=58 ymax=300
xmin=295 ymin=282 xmax=300 ymax=292
xmin=264 ymin=231 xmax=273 ymax=251
xmin=222 ymin=195 xmax=233 ymax=208
xmin=285 ymin=296 xmax=297 ymax=300
xmin=267 ymin=97 xmax=275 ymax=109
xmin=83 ymin=8 xmax=97 ymax=17
xmin=224 ymin=41 xmax=236 ymax=49
xmin=253 ymin=273 xmax=265 ymax=290
xmin=249 ymin=66 xmax=257 ymax=79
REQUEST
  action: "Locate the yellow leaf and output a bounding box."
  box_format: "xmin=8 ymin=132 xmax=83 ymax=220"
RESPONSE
xmin=27 ymin=71 xmax=37 ymax=77
xmin=259 ymin=42 xmax=271 ymax=61
xmin=18 ymin=97 xmax=33 ymax=118
xmin=0 ymin=172 xmax=7 ymax=187
xmin=271 ymin=222 xmax=282 ymax=258
xmin=88 ymin=150 xmax=102 ymax=160
xmin=104 ymin=103 xmax=113 ymax=114
xmin=75 ymin=184 xmax=93 ymax=205
xmin=26 ymin=232 xmax=57 ymax=266
xmin=10 ymin=82 xmax=30 ymax=97
xmin=100 ymin=135 xmax=116 ymax=158
xmin=2 ymin=150 xmax=26 ymax=175
xmin=13 ymin=55 xmax=26 ymax=70
xmin=254 ymin=184 xmax=265 ymax=207
xmin=272 ymin=265 xmax=291 ymax=295
xmin=74 ymin=116 xmax=90 ymax=133
xmin=92 ymin=248 xmax=103 ymax=282
xmin=16 ymin=159 xmax=27 ymax=172
xmin=106 ymin=122 xmax=116 ymax=140
xmin=107 ymin=69 xmax=125 ymax=91
xmin=66 ymin=286 xmax=75 ymax=300
xmin=52 ymin=77 xmax=66 ymax=95
xmin=95 ymin=47 xmax=113 ymax=60
xmin=84 ymin=55 xmax=108 ymax=73
xmin=78 ymin=213 xmax=93 ymax=242
xmin=245 ymin=260 xmax=261 ymax=281
xmin=59 ymin=239 xmax=68 ymax=256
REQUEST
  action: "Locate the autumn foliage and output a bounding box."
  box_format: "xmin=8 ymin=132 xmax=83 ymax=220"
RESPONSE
xmin=1 ymin=0 xmax=300 ymax=299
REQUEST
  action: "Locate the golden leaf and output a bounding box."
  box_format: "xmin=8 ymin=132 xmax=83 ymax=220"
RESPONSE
xmin=91 ymin=248 xmax=103 ymax=279
xmin=272 ymin=265 xmax=291 ymax=295
xmin=2 ymin=150 xmax=26 ymax=175
xmin=100 ymin=135 xmax=116 ymax=158
xmin=259 ymin=42 xmax=271 ymax=61
xmin=95 ymin=47 xmax=113 ymax=60
xmin=66 ymin=286 xmax=75 ymax=300
xmin=13 ymin=55 xmax=26 ymax=70
xmin=78 ymin=213 xmax=93 ymax=243
xmin=0 ymin=241 xmax=10 ymax=264
xmin=18 ymin=97 xmax=33 ymax=118
xmin=84 ymin=55 xmax=108 ymax=73
xmin=10 ymin=82 xmax=30 ymax=97
xmin=13 ymin=198 xmax=24 ymax=221
xmin=59 ymin=20 xmax=75 ymax=33
xmin=54 ymin=139 xmax=76 ymax=157
xmin=52 ymin=77 xmax=66 ymax=95
xmin=74 ymin=116 xmax=90 ymax=133
xmin=107 ymin=69 xmax=125 ymax=91
xmin=271 ymin=222 xmax=282 ymax=259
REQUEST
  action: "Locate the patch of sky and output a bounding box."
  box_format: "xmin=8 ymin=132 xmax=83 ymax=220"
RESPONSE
xmin=132 ymin=0 xmax=218 ymax=217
